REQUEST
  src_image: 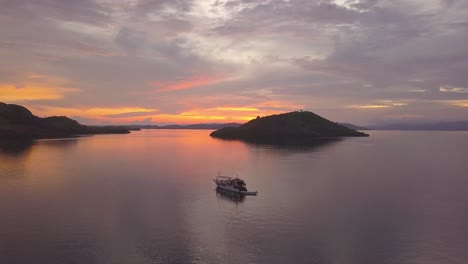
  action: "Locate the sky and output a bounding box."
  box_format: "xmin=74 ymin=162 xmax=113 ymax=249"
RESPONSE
xmin=0 ymin=0 xmax=467 ymax=125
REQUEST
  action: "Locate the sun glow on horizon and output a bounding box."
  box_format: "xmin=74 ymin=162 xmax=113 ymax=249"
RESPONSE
xmin=215 ymin=107 xmax=259 ymax=111
xmin=24 ymin=103 xmax=292 ymax=125
xmin=32 ymin=106 xmax=159 ymax=120
xmin=0 ymin=84 xmax=78 ymax=101
xmin=447 ymin=100 xmax=468 ymax=107
xmin=346 ymin=100 xmax=408 ymax=109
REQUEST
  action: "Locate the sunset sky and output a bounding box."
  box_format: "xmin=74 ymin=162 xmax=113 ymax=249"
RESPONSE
xmin=1 ymin=0 xmax=467 ymax=125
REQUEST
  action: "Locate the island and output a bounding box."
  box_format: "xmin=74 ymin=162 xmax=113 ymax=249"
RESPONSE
xmin=0 ymin=102 xmax=130 ymax=140
xmin=210 ymin=111 xmax=369 ymax=142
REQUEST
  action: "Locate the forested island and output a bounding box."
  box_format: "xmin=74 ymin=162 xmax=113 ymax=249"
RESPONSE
xmin=0 ymin=102 xmax=130 ymax=140
xmin=210 ymin=111 xmax=369 ymax=142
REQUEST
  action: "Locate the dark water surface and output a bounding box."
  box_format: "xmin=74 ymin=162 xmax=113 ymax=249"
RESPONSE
xmin=1 ymin=130 xmax=468 ymax=264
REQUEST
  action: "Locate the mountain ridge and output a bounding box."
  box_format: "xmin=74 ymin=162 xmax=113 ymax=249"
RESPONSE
xmin=210 ymin=111 xmax=369 ymax=142
xmin=0 ymin=102 xmax=130 ymax=140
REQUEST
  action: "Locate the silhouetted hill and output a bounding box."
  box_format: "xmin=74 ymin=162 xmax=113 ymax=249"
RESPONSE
xmin=371 ymin=121 xmax=468 ymax=131
xmin=339 ymin=123 xmax=371 ymax=130
xmin=210 ymin=111 xmax=369 ymax=141
xmin=0 ymin=102 xmax=130 ymax=139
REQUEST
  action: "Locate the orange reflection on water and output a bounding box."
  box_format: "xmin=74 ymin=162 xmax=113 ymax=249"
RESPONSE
xmin=106 ymin=130 xmax=251 ymax=182
xmin=0 ymin=139 xmax=79 ymax=188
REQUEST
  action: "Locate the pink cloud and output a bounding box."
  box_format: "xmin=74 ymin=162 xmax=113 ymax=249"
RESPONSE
xmin=151 ymin=74 xmax=226 ymax=93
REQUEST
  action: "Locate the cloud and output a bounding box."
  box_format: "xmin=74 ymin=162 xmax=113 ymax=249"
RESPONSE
xmin=446 ymin=100 xmax=468 ymax=107
xmin=0 ymin=74 xmax=78 ymax=102
xmin=0 ymin=84 xmax=77 ymax=102
xmin=347 ymin=104 xmax=392 ymax=109
xmin=115 ymin=27 xmax=148 ymax=53
xmin=440 ymin=86 xmax=468 ymax=93
xmin=346 ymin=100 xmax=408 ymax=109
xmin=216 ymin=107 xmax=259 ymax=111
xmin=212 ymin=0 xmax=363 ymax=36
xmin=152 ymin=74 xmax=227 ymax=92
xmin=30 ymin=106 xmax=160 ymax=122
xmin=0 ymin=38 xmax=116 ymax=58
xmin=133 ymin=0 xmax=193 ymax=16
xmin=105 ymin=111 xmax=161 ymax=118
xmin=0 ymin=0 xmax=110 ymax=25
xmin=1 ymin=0 xmax=468 ymax=124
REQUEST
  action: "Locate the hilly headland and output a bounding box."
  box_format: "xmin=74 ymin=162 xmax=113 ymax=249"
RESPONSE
xmin=0 ymin=102 xmax=130 ymax=140
xmin=210 ymin=111 xmax=369 ymax=142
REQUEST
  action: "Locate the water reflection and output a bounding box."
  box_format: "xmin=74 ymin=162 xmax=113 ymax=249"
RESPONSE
xmin=213 ymin=137 xmax=344 ymax=156
xmin=1 ymin=130 xmax=468 ymax=264
xmin=0 ymin=138 xmax=79 ymax=157
xmin=36 ymin=138 xmax=79 ymax=148
xmin=215 ymin=188 xmax=246 ymax=203
xmin=0 ymin=140 xmax=33 ymax=156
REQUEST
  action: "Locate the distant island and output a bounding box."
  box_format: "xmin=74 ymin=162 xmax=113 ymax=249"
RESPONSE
xmin=210 ymin=111 xmax=369 ymax=142
xmin=0 ymin=102 xmax=130 ymax=140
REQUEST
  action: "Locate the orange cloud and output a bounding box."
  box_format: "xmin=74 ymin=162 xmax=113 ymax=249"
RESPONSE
xmin=445 ymin=100 xmax=468 ymax=107
xmin=0 ymin=74 xmax=79 ymax=102
xmin=165 ymin=106 xmax=286 ymax=124
xmin=35 ymin=106 xmax=159 ymax=118
xmin=216 ymin=107 xmax=259 ymax=111
xmin=85 ymin=107 xmax=159 ymax=116
xmin=179 ymin=109 xmax=256 ymax=121
xmin=152 ymin=74 xmax=225 ymax=93
xmin=69 ymin=106 xmax=266 ymax=125
xmin=27 ymin=100 xmax=303 ymax=125
xmin=256 ymin=100 xmax=304 ymax=111
xmin=347 ymin=104 xmax=392 ymax=109
xmin=346 ymin=100 xmax=408 ymax=109
xmin=101 ymin=103 xmax=297 ymax=124
xmin=0 ymin=84 xmax=77 ymax=101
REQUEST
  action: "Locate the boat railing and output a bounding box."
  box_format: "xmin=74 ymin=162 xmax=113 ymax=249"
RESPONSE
xmin=215 ymin=176 xmax=232 ymax=180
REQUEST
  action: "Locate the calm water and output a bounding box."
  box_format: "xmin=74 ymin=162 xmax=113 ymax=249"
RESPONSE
xmin=1 ymin=130 xmax=468 ymax=264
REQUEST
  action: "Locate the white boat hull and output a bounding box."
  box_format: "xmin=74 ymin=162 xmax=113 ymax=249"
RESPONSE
xmin=213 ymin=179 xmax=258 ymax=195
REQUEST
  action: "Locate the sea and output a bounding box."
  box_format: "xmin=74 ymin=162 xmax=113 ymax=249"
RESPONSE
xmin=1 ymin=130 xmax=467 ymax=264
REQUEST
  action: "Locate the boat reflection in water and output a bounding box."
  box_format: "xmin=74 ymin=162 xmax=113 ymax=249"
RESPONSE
xmin=215 ymin=188 xmax=246 ymax=203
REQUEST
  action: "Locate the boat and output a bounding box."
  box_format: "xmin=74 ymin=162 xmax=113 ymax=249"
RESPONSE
xmin=213 ymin=174 xmax=258 ymax=195
xmin=216 ymin=188 xmax=246 ymax=203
